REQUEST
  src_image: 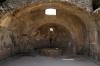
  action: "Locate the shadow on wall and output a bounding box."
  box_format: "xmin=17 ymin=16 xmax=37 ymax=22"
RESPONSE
xmin=19 ymin=23 xmax=77 ymax=55
xmin=0 ymin=1 xmax=99 ymax=62
xmin=0 ymin=30 xmax=20 ymax=61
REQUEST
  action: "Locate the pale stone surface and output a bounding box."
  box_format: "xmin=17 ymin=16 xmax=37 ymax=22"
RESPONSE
xmin=0 ymin=55 xmax=99 ymax=66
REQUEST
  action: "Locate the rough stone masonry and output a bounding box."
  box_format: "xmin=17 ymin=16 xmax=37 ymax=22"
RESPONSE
xmin=1 ymin=0 xmax=93 ymax=13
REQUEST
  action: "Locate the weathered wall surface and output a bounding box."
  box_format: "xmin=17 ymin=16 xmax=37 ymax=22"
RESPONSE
xmin=0 ymin=30 xmax=12 ymax=61
xmin=66 ymin=0 xmax=93 ymax=13
xmin=1 ymin=0 xmax=93 ymax=13
xmin=93 ymin=8 xmax=100 ymax=27
xmin=93 ymin=8 xmax=100 ymax=61
xmin=0 ymin=29 xmax=20 ymax=61
xmin=19 ymin=23 xmax=73 ymax=54
xmin=0 ymin=1 xmax=98 ymax=62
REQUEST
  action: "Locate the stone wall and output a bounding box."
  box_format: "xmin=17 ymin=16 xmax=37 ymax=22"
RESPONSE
xmin=0 ymin=29 xmax=20 ymax=61
xmin=93 ymin=8 xmax=100 ymax=61
xmin=19 ymin=23 xmax=73 ymax=54
xmin=0 ymin=1 xmax=98 ymax=62
xmin=1 ymin=0 xmax=93 ymax=13
xmin=93 ymin=8 xmax=100 ymax=27
xmin=66 ymin=0 xmax=93 ymax=13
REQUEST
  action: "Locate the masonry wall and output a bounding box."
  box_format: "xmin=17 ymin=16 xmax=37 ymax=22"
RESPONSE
xmin=0 ymin=1 xmax=99 ymax=62
xmin=0 ymin=29 xmax=20 ymax=61
xmin=93 ymin=8 xmax=100 ymax=61
xmin=1 ymin=0 xmax=93 ymax=13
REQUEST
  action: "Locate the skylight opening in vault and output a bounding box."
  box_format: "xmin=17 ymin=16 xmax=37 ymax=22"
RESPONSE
xmin=45 ymin=8 xmax=56 ymax=15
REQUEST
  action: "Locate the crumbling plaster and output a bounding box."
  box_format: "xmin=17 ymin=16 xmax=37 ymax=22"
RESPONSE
xmin=0 ymin=1 xmax=99 ymax=61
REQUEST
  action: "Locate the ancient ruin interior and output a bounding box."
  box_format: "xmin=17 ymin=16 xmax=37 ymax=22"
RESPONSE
xmin=0 ymin=0 xmax=100 ymax=66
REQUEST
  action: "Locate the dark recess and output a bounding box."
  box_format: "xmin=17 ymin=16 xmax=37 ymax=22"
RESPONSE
xmin=92 ymin=0 xmax=100 ymax=10
xmin=0 ymin=0 xmax=6 ymax=5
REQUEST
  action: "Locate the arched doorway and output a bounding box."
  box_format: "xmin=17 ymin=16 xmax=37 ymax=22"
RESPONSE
xmin=27 ymin=23 xmax=76 ymax=54
xmin=0 ymin=1 xmax=98 ymax=61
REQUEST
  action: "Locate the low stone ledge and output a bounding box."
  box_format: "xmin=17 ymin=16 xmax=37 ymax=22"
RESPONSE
xmin=41 ymin=48 xmax=62 ymax=57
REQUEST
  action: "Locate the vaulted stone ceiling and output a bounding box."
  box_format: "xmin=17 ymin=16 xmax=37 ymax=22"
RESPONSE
xmin=0 ymin=0 xmax=99 ymax=62
xmin=0 ymin=0 xmax=99 ymax=13
xmin=0 ymin=2 xmax=97 ymax=53
xmin=0 ymin=0 xmax=99 ymax=11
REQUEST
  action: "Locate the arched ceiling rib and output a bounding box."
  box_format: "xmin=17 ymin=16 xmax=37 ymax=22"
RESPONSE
xmin=5 ymin=2 xmax=96 ymax=30
xmin=0 ymin=2 xmax=98 ymax=51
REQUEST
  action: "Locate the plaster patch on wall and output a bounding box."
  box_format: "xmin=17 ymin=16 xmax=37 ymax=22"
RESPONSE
xmin=0 ymin=31 xmax=12 ymax=52
xmin=0 ymin=14 xmax=11 ymax=27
